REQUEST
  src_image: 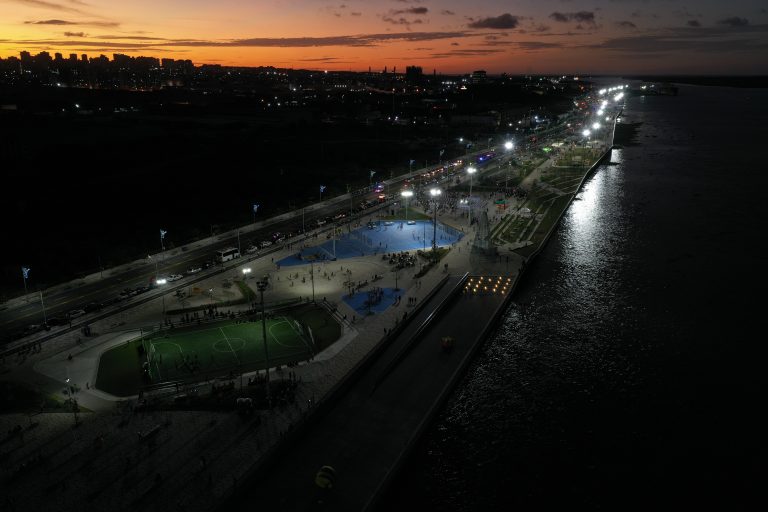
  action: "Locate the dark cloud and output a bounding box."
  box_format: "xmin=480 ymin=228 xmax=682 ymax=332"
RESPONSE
xmin=63 ymin=31 xmax=85 ymax=37
xmin=467 ymin=13 xmax=520 ymax=30
xmin=587 ymin=28 xmax=768 ymax=55
xmin=718 ymin=17 xmax=749 ymax=27
xmin=351 ymin=12 xmax=361 ymax=16
xmin=25 ymin=19 xmax=74 ymax=24
xmin=24 ymin=19 xmax=120 ymax=27
xmin=12 ymin=0 xmax=88 ymax=15
xmin=5 ymin=31 xmax=479 ymax=49
xmin=617 ymin=21 xmax=636 ymax=29
xmin=687 ymin=20 xmax=701 ymax=28
xmin=392 ymin=7 xmax=427 ymax=15
xmin=450 ymin=42 xmax=459 ymax=46
xmin=382 ymin=16 xmax=423 ymax=26
xmin=549 ymin=11 xmax=595 ymax=25
xmin=441 ymin=10 xmax=455 ymax=16
xmin=549 ymin=12 xmax=569 ymax=23
xmin=573 ymin=11 xmax=595 ymax=24
xmin=429 ymin=48 xmax=504 ymax=58
xmin=94 ymin=35 xmax=168 ymax=40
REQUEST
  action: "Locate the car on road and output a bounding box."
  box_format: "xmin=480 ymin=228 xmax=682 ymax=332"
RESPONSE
xmin=134 ymin=285 xmax=151 ymax=294
xmin=246 ymin=245 xmax=258 ymax=254
xmin=186 ymin=266 xmax=203 ymax=274
xmin=24 ymin=324 xmax=45 ymax=335
xmin=260 ymin=240 xmax=273 ymax=248
xmin=83 ymin=302 xmax=102 ymax=313
xmin=68 ymin=309 xmax=86 ymax=319
xmin=168 ymin=274 xmax=184 ymax=282
xmin=407 ymin=220 xmax=416 ymax=225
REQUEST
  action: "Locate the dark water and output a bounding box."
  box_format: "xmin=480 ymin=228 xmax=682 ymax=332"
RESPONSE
xmin=383 ymin=84 xmax=768 ymax=509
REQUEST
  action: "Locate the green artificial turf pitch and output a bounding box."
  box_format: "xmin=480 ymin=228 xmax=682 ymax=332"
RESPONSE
xmin=143 ymin=316 xmax=312 ymax=382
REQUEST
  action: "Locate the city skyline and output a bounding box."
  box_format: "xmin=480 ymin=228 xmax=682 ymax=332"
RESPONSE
xmin=1 ymin=0 xmax=767 ymax=74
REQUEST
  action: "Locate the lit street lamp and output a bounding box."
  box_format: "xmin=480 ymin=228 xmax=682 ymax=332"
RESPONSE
xmin=466 ymin=166 xmax=476 ymax=226
xmin=430 ymin=187 xmax=442 ymax=259
xmin=256 ymin=279 xmax=271 ymax=407
xmin=401 ymin=190 xmax=413 ymax=223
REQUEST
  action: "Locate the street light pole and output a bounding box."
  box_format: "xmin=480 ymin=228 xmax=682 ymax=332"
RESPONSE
xmin=430 ymin=188 xmax=442 ymax=260
xmin=401 ymin=190 xmax=413 ymax=223
xmin=467 ymin=166 xmax=476 ymax=227
xmin=39 ymin=290 xmax=47 ymax=325
xmin=256 ymin=280 xmax=270 ymax=407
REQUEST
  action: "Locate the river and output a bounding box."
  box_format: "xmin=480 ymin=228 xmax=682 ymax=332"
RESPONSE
xmin=382 ymin=83 xmax=768 ymax=508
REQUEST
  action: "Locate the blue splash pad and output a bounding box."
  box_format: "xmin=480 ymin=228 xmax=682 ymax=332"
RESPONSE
xmin=342 ymin=286 xmax=404 ymax=314
xmin=277 ymin=220 xmax=464 ymax=267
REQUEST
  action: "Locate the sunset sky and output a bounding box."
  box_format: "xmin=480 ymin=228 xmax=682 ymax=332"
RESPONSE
xmin=1 ymin=0 xmax=767 ymax=74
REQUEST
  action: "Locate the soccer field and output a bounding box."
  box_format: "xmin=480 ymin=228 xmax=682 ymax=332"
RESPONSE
xmin=143 ymin=316 xmax=313 ymax=382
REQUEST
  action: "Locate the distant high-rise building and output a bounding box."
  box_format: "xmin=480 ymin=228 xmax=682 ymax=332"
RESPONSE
xmin=69 ymin=53 xmax=78 ymax=62
xmin=81 ymin=54 xmax=88 ymax=62
xmin=405 ymin=65 xmax=423 ymax=83
xmin=471 ymin=70 xmax=487 ymax=84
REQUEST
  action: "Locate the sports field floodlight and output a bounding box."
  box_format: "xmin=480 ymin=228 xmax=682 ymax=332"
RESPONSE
xmin=401 ymin=190 xmax=413 ymax=223
xmin=582 ymin=129 xmax=591 ymax=137
xmin=467 ymin=167 xmax=477 ymax=226
xmin=592 ymin=122 xmax=601 ymax=130
xmin=430 ymin=188 xmax=441 ymax=255
xmin=504 ymin=141 xmax=513 ymax=150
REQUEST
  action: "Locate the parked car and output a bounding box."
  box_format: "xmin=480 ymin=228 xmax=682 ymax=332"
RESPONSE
xmin=168 ymin=274 xmax=184 ymax=282
xmin=186 ymin=266 xmax=203 ymax=274
xmin=68 ymin=309 xmax=86 ymax=319
xmin=24 ymin=324 xmax=45 ymax=335
xmin=246 ymin=245 xmax=259 ymax=254
xmin=260 ymin=240 xmax=272 ymax=248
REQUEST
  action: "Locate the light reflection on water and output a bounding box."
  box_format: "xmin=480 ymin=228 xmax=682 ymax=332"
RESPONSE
xmin=383 ymin=83 xmax=768 ymax=510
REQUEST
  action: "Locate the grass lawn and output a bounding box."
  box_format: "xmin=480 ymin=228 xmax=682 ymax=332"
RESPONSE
xmin=96 ymin=304 xmax=340 ymax=397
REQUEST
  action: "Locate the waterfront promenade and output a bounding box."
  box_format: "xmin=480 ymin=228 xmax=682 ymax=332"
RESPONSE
xmin=0 ymin=110 xmax=619 ymax=512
